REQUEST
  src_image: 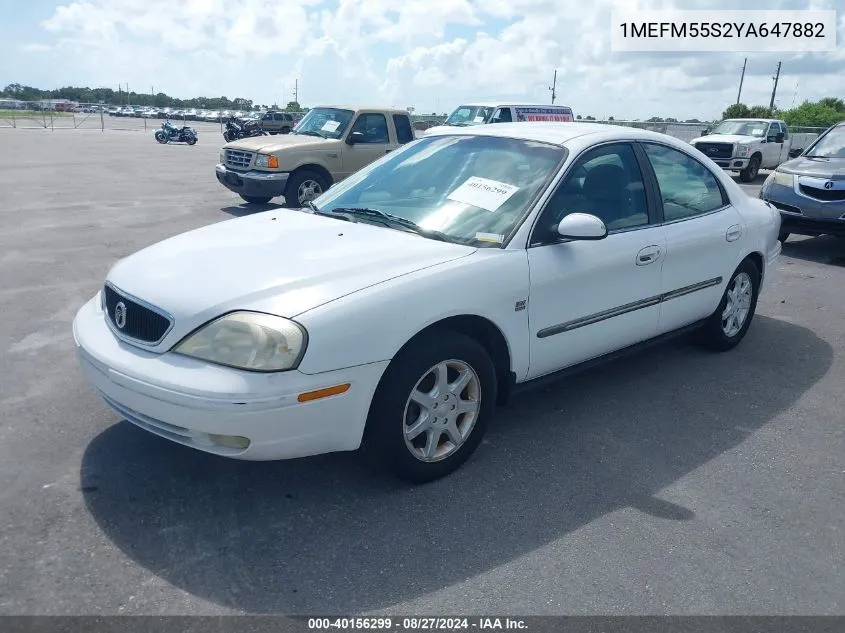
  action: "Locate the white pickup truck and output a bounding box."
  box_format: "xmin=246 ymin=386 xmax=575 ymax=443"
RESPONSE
xmin=690 ymin=118 xmax=794 ymax=182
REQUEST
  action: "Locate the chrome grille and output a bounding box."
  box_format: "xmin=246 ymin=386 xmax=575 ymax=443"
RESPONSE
xmin=225 ymin=149 xmax=254 ymax=170
xmin=694 ymin=142 xmax=734 ymax=160
xmin=798 ymin=184 xmax=845 ymax=202
xmin=103 ymin=284 xmax=172 ymax=345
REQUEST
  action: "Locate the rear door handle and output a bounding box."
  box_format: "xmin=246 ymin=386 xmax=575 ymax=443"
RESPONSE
xmin=726 ymin=224 xmax=742 ymax=242
xmin=636 ymin=245 xmax=661 ymax=266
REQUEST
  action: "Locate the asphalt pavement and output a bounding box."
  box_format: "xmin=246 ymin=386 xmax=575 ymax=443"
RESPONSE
xmin=0 ymin=129 xmax=843 ymax=615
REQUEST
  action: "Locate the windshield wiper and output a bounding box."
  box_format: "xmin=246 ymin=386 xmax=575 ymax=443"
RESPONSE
xmin=327 ymin=207 xmax=454 ymax=242
xmin=295 ymin=130 xmax=324 ymax=138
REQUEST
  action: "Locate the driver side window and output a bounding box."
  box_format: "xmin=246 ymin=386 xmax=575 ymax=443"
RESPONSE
xmin=531 ymin=143 xmax=649 ymax=245
xmin=350 ymin=113 xmax=390 ymax=144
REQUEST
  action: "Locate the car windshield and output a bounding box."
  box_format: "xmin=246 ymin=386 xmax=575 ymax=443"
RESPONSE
xmin=444 ymin=105 xmax=495 ymax=126
xmin=804 ymin=126 xmax=845 ymax=158
xmin=710 ymin=120 xmax=769 ymax=137
xmin=310 ymin=134 xmax=566 ymax=247
xmin=292 ymin=107 xmax=354 ymax=139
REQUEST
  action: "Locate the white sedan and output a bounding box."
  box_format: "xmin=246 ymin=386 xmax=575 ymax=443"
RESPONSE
xmin=73 ymin=123 xmax=782 ymax=483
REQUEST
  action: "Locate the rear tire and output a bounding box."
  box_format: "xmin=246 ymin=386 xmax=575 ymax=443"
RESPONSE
xmin=696 ymin=258 xmax=760 ymax=352
xmin=364 ymin=331 xmax=497 ymax=483
xmin=239 ymin=194 xmax=273 ymax=205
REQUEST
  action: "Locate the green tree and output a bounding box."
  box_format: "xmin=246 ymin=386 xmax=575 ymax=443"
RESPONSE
xmin=722 ymin=103 xmax=751 ymax=119
xmin=747 ymin=105 xmax=774 ymax=118
xmin=818 ymin=97 xmax=845 ymax=111
xmin=781 ymin=100 xmax=845 ymax=128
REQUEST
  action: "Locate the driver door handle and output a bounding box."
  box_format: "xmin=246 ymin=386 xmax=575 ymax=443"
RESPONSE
xmin=636 ymin=245 xmax=661 ymax=266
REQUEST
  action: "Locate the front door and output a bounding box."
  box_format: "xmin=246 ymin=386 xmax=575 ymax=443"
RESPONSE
xmin=341 ymin=112 xmax=394 ymax=178
xmin=638 ymin=141 xmax=746 ymax=334
xmin=526 ymin=142 xmax=665 ymax=379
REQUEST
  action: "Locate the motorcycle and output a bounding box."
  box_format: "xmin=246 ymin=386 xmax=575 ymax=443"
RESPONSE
xmin=154 ymin=120 xmax=198 ymax=145
xmin=223 ymin=117 xmax=268 ymax=142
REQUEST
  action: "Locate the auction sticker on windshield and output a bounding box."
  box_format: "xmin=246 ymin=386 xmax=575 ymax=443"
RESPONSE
xmin=447 ymin=177 xmax=519 ymax=212
xmin=321 ymin=120 xmax=341 ymax=132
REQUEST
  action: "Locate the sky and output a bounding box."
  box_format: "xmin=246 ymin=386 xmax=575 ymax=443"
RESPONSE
xmin=1 ymin=0 xmax=843 ymax=120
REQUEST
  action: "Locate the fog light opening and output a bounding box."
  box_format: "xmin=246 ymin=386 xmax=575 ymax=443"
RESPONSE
xmin=208 ymin=434 xmax=251 ymax=450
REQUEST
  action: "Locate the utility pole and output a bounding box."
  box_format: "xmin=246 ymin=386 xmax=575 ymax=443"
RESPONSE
xmin=549 ymin=69 xmax=557 ymax=104
xmin=736 ymin=57 xmax=747 ymax=104
xmin=293 ymin=79 xmax=298 ymax=105
xmin=769 ymin=61 xmax=781 ymax=111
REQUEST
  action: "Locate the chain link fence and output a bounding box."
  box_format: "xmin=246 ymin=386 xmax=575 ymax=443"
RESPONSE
xmin=0 ymin=102 xmax=826 ymax=148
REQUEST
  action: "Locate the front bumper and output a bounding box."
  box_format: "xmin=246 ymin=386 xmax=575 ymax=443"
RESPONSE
xmin=761 ymin=182 xmax=845 ymax=237
xmin=713 ymin=157 xmax=750 ymax=171
xmin=73 ymin=295 xmax=388 ymax=461
xmin=215 ymin=163 xmax=290 ymax=199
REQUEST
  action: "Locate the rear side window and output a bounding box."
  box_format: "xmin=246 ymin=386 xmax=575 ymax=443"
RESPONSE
xmin=393 ymin=114 xmax=414 ymax=144
xmin=642 ymin=143 xmax=727 ymax=222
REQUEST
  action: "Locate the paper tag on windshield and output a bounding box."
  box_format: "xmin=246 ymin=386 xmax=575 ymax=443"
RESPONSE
xmin=751 ymin=127 xmax=764 ymax=135
xmin=321 ymin=120 xmax=341 ymax=132
xmin=475 ymin=232 xmax=504 ymax=244
xmin=473 ymin=116 xmax=486 ymax=123
xmin=447 ymin=176 xmax=519 ymax=212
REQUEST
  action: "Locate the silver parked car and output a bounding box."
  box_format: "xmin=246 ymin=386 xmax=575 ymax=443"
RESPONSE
xmin=760 ymin=122 xmax=845 ymax=242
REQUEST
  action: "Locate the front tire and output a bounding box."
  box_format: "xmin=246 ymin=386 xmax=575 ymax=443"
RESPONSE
xmin=696 ymin=258 xmax=760 ymax=352
xmin=284 ymin=170 xmax=329 ymax=207
xmin=364 ymin=331 xmax=497 ymax=483
xmin=154 ymin=131 xmax=167 ymax=144
xmin=239 ymin=194 xmax=273 ymax=204
xmin=739 ymin=155 xmax=760 ymax=183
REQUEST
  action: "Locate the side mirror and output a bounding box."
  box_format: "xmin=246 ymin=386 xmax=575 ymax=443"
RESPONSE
xmin=346 ymin=131 xmax=365 ymax=145
xmin=789 ymin=148 xmax=803 ymax=158
xmin=557 ymin=213 xmax=608 ymax=241
xmin=701 ymin=129 xmax=709 ymax=136
xmin=775 ymin=132 xmax=785 ymax=143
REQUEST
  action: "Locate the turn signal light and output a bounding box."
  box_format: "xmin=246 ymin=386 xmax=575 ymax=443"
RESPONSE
xmin=268 ymin=155 xmax=279 ymax=169
xmin=297 ymin=383 xmax=350 ymax=403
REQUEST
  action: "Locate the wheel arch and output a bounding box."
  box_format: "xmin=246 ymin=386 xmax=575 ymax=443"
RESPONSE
xmin=289 ymin=163 xmax=334 ymax=188
xmin=394 ymin=314 xmax=514 ymax=405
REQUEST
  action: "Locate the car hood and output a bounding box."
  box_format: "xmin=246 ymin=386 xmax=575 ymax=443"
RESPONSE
xmin=106 ymin=210 xmax=475 ymax=345
xmin=223 ymin=134 xmax=335 ymax=153
xmin=778 ymin=156 xmax=845 ymax=177
xmin=690 ymin=135 xmax=757 ymax=145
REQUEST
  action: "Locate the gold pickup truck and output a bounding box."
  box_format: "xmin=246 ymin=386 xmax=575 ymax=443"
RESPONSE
xmin=216 ymin=105 xmax=416 ymax=206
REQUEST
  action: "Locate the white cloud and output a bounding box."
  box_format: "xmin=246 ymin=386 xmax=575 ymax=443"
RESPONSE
xmin=12 ymin=0 xmax=845 ymax=119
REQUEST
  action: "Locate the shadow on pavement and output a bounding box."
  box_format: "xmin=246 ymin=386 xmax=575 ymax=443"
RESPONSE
xmin=220 ymin=202 xmax=284 ymax=217
xmin=81 ymin=316 xmax=832 ymax=613
xmin=780 ymin=235 xmax=845 ymax=266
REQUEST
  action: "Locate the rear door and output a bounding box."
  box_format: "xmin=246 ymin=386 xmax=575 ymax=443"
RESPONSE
xmin=637 ymin=141 xmax=745 ymax=334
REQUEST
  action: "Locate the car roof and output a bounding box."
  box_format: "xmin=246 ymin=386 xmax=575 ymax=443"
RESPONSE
xmin=423 ymin=121 xmax=679 ymax=146
xmin=452 ymin=102 xmax=573 ymax=108
xmin=316 ymin=105 xmax=411 ymax=114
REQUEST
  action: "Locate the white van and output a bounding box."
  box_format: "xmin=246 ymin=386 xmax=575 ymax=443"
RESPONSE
xmin=424 ymin=102 xmax=575 ymax=135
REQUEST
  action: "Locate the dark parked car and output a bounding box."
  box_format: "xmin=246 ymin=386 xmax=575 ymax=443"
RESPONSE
xmin=259 ymin=111 xmax=296 ymax=134
xmin=759 ymin=122 xmax=845 ymax=242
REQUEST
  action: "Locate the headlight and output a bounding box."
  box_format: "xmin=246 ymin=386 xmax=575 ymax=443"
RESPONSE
xmin=219 ymin=149 xmax=225 ymax=163
xmin=174 ymin=311 xmax=307 ymax=372
xmin=736 ymin=145 xmax=751 ymax=157
xmin=770 ymin=170 xmax=794 ymax=187
xmin=254 ymin=154 xmax=280 ymax=169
